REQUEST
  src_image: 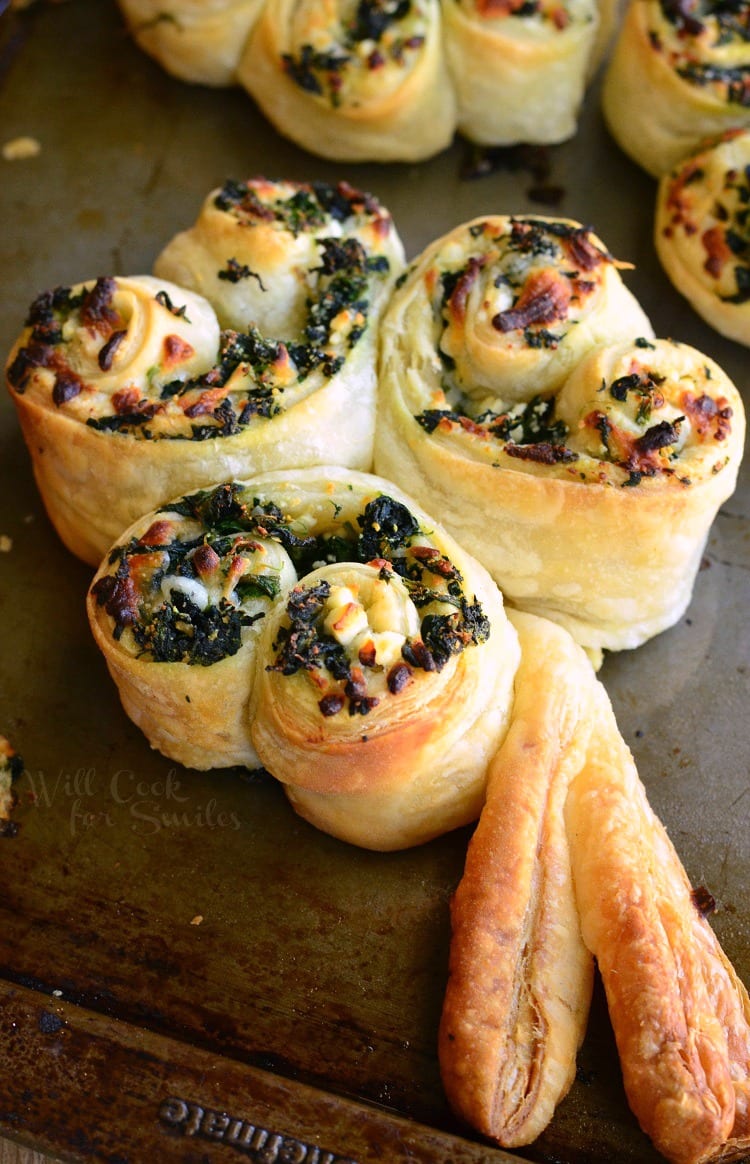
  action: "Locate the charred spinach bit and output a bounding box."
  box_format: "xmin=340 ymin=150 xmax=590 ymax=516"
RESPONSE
xmin=155 ymin=289 xmax=190 ymax=319
xmin=634 ymin=417 xmax=683 ymax=454
xmin=283 ymin=188 xmax=330 ymax=233
xmin=162 ymin=481 xmax=248 ymax=525
xmin=305 ymin=273 xmax=369 ymax=346
xmin=317 ymin=236 xmax=368 ymax=275
xmin=282 ymin=44 xmax=350 ymax=101
xmin=133 ymin=590 xmax=260 ymax=666
xmin=86 ymin=411 xmax=155 ymax=433
xmin=419 ymin=598 xmax=490 ymax=670
xmin=635 ymin=336 xmax=656 ymax=349
xmin=269 ymin=581 xmax=350 ymax=678
xmin=509 ymin=219 xmax=561 ymax=258
xmin=724 ymin=263 xmax=750 ymax=303
xmin=416 ymin=408 xmax=461 ymax=433
xmin=357 ymin=495 xmax=420 ymax=562
xmin=676 ymin=62 xmax=750 ymax=104
xmin=190 ymin=398 xmax=241 ymax=440
xmin=217 ymin=259 xmax=267 ymax=288
xmin=312 ymin=181 xmax=373 ymax=222
xmin=609 ymin=372 xmax=646 ymax=401
xmin=158 ymin=486 xmax=319 ymax=561
xmin=349 ymin=0 xmax=411 ymax=42
xmin=440 ymin=267 xmax=466 ymax=308
xmin=523 ymin=327 xmax=560 ymax=349
xmin=285 ymin=342 xmax=343 ymax=380
xmin=235 ymin=574 xmax=282 ymax=601
xmin=484 ymin=396 xmax=569 ymax=445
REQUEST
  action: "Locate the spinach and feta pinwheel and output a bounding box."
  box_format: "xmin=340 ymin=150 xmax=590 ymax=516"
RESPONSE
xmin=118 ymin=0 xmax=266 ymax=85
xmin=375 ymin=214 xmax=745 ymax=655
xmin=235 ymin=0 xmax=455 ymax=162
xmin=603 ymin=0 xmax=750 ymax=178
xmin=88 ymin=467 xmax=520 ymax=851
xmin=5 ymin=275 xmax=222 ymax=565
xmin=655 ymin=128 xmax=750 ymax=346
xmin=6 ymin=179 xmax=403 ymax=567
xmin=442 ymin=0 xmax=602 ymax=147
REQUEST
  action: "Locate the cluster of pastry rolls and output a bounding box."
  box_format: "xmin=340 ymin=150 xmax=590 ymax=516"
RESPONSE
xmin=375 ymin=213 xmax=745 ymax=658
xmin=603 ymin=0 xmax=750 ymax=177
xmin=440 ymin=609 xmax=750 ymax=1163
xmin=5 ymin=178 xmax=404 ymax=566
xmin=87 ymin=467 xmax=520 ymax=851
xmin=655 ymin=128 xmax=750 ymax=347
xmin=116 ymin=0 xmax=613 ymax=160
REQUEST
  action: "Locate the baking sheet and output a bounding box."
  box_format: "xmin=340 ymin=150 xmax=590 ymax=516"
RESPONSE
xmin=0 ymin=3 xmax=748 ymax=1162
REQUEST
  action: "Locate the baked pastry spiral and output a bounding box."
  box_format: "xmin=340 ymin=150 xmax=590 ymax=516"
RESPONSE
xmin=655 ymin=128 xmax=750 ymax=346
xmin=6 ymin=275 xmax=221 ymax=565
xmin=375 ymin=215 xmax=744 ymax=654
xmin=117 ymin=0 xmax=266 ymax=85
xmin=235 ymin=0 xmax=456 ymax=162
xmin=6 ymin=178 xmax=403 ymax=566
xmin=439 ymin=609 xmax=596 ymax=1147
xmin=87 ymin=466 xmax=520 ymax=850
xmin=442 ymin=0 xmax=602 ymax=147
xmin=603 ymin=0 xmax=750 ymax=178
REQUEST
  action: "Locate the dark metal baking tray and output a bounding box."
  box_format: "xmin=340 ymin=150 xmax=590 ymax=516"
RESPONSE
xmin=0 ymin=3 xmax=748 ymax=1161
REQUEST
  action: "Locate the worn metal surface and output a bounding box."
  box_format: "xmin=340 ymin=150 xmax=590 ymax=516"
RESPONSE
xmin=0 ymin=3 xmax=748 ymax=1162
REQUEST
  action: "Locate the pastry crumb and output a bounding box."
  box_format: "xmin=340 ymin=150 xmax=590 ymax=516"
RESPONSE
xmin=190 ymin=914 xmax=203 ymax=926
xmin=2 ymin=136 xmax=42 ymax=161
xmin=0 ymin=535 xmax=12 ymax=552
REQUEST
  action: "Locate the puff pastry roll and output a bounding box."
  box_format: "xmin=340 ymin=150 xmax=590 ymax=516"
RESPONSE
xmin=376 ymin=215 xmax=743 ymax=655
xmin=439 ymin=609 xmax=595 ymax=1147
xmin=88 ymin=467 xmax=520 ymax=849
xmin=153 ymin=176 xmax=404 ymax=332
xmin=6 ymin=275 xmax=221 ymax=565
xmin=442 ymin=0 xmax=601 ymax=147
xmin=235 ymin=0 xmax=456 ymax=162
xmin=117 ymin=0 xmax=265 ymax=85
xmin=603 ymin=0 xmax=750 ymax=178
xmin=566 ymin=683 xmax=750 ymax=1164
xmin=655 ymin=128 xmax=750 ymax=346
xmin=7 ymin=179 xmax=403 ymax=566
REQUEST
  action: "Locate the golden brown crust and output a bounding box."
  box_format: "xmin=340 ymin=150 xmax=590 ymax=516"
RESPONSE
xmin=117 ymin=0 xmax=265 ymax=85
xmin=443 ymin=0 xmax=600 ymax=146
xmin=603 ymin=0 xmax=750 ymax=178
xmin=438 ymin=610 xmax=595 ymax=1146
xmin=655 ymin=129 xmax=750 ymax=347
xmin=565 ymin=685 xmax=750 ymax=1164
xmin=236 ymin=0 xmax=456 ymax=162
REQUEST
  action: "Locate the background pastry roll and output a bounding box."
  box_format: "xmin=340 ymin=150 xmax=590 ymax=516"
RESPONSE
xmin=442 ymin=0 xmax=601 ymax=146
xmin=88 ymin=467 xmax=520 ymax=851
xmin=117 ymin=0 xmax=266 ymax=86
xmin=235 ymin=0 xmax=456 ymax=162
xmin=655 ymin=128 xmax=750 ymax=346
xmin=603 ymin=0 xmax=750 ymax=178
xmin=375 ymin=216 xmax=745 ymax=654
xmin=7 ymin=179 xmax=404 ymax=566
